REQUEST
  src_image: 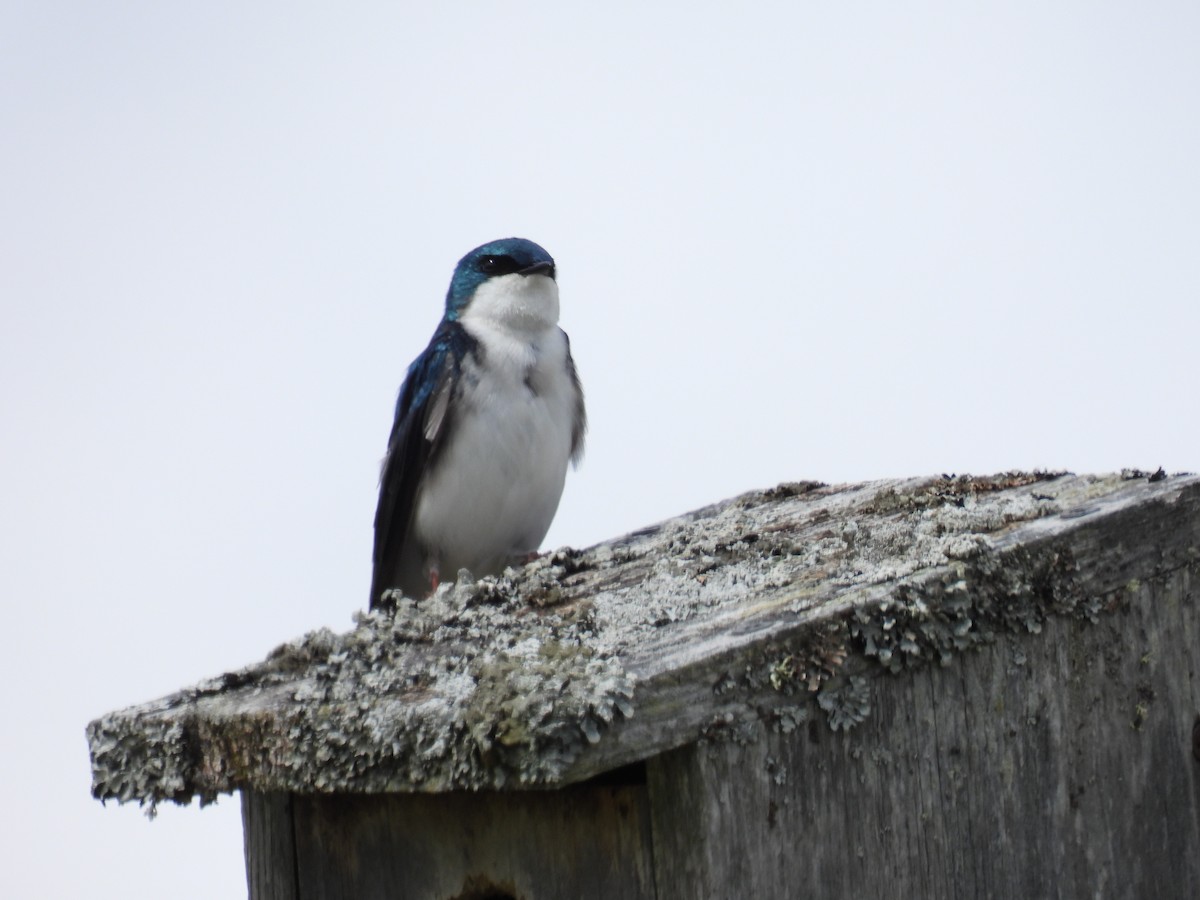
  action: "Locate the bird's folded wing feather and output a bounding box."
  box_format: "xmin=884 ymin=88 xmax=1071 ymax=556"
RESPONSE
xmin=369 ymin=323 xmax=473 ymax=607
xmin=564 ymin=332 xmax=587 ymax=464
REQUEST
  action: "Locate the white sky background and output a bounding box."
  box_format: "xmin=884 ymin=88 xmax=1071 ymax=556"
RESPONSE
xmin=2 ymin=2 xmax=1198 ymax=896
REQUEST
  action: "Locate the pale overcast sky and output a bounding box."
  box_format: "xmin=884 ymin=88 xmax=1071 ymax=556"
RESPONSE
xmin=3 ymin=2 xmax=1198 ymax=897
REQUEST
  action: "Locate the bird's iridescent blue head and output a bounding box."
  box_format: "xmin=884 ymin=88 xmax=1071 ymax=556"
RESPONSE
xmin=444 ymin=237 xmax=556 ymax=320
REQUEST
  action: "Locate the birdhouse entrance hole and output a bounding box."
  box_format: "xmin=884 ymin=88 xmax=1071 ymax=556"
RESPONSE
xmin=449 ymin=875 xmax=519 ymax=900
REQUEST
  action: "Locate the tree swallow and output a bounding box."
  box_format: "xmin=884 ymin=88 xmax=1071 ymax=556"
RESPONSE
xmin=369 ymin=238 xmax=586 ymax=608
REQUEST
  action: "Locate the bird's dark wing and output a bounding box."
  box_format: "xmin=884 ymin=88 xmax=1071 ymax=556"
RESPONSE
xmin=369 ymin=322 xmax=475 ymax=608
xmin=564 ymin=330 xmax=587 ymax=464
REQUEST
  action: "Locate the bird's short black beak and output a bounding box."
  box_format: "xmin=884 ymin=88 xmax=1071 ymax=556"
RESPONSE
xmin=519 ymin=261 xmax=556 ymax=278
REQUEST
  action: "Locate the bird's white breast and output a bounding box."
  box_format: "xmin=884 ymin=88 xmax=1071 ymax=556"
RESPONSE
xmin=413 ymin=274 xmax=578 ymax=579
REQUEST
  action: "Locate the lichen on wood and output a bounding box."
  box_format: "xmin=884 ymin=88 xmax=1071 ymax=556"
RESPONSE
xmin=87 ymin=470 xmax=1200 ymax=810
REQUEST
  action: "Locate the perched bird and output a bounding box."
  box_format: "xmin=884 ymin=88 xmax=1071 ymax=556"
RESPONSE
xmin=369 ymin=238 xmax=586 ymax=608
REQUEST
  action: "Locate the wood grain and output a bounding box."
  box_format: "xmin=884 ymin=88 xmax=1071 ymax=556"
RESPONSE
xmin=243 ymin=776 xmax=655 ymax=900
xmin=645 ymin=568 xmax=1200 ymax=899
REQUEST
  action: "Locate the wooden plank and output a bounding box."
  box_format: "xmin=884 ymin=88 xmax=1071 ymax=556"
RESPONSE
xmin=285 ymin=780 xmax=655 ymax=899
xmin=241 ymin=791 xmax=299 ymax=900
xmin=645 ymin=566 xmax=1200 ymax=898
xmin=87 ymin=472 xmax=1200 ymax=804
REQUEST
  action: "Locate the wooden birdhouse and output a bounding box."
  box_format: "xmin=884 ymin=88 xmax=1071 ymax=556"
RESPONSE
xmin=87 ymin=472 xmax=1200 ymax=898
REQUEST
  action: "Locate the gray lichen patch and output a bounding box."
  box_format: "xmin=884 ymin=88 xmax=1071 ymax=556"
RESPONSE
xmin=844 ymin=543 xmax=1091 ymax=679
xmin=89 ymin=574 xmax=635 ymax=808
xmin=579 ymin=472 xmax=1068 ymax=680
xmin=596 ymin=471 xmax=1197 ymax=747
xmin=818 ymin=675 xmax=872 ymax=731
xmin=86 ymin=470 xmax=1200 ymax=808
xmin=700 ymin=472 xmax=1190 ymax=748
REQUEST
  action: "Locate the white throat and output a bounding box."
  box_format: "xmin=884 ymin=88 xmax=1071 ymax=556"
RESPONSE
xmin=460 ymin=273 xmax=560 ymax=335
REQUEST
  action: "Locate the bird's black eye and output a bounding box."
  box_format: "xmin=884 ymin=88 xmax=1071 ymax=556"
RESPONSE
xmin=478 ymin=254 xmax=519 ymax=276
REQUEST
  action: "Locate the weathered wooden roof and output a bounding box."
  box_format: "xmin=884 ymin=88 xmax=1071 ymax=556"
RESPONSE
xmin=87 ymin=470 xmax=1200 ymax=808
